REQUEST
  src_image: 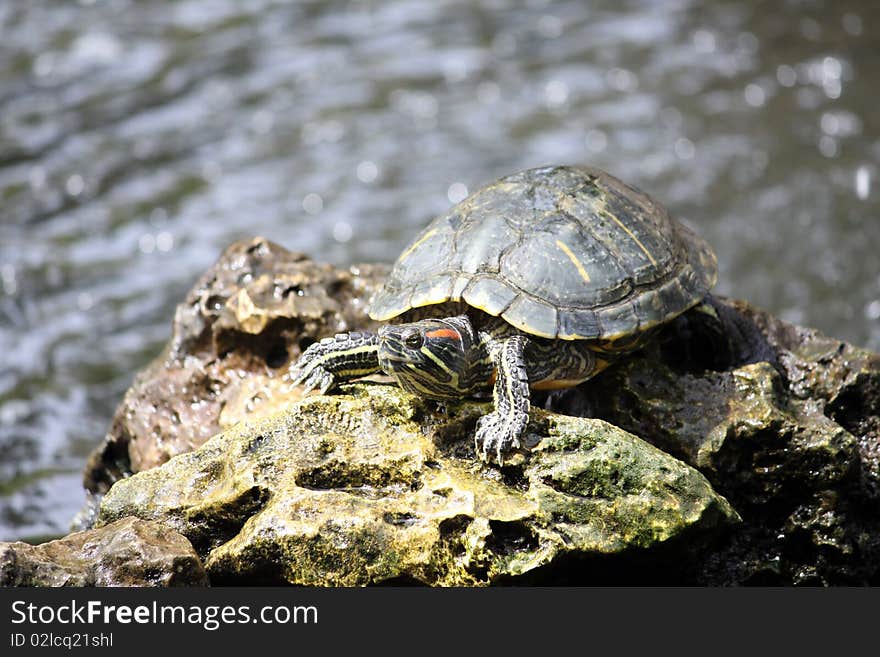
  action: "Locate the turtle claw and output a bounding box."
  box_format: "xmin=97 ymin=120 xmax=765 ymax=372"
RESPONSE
xmin=289 ymin=332 xmax=380 ymax=396
xmin=297 ymin=366 xmax=337 ymax=396
xmin=318 ymin=370 xmax=338 ymax=394
xmin=290 ymin=341 xmax=340 ymax=395
xmin=474 ymin=410 xmax=527 ymax=465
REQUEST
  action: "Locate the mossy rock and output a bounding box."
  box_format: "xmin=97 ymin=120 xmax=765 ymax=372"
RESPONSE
xmin=96 ymin=384 xmax=738 ymax=586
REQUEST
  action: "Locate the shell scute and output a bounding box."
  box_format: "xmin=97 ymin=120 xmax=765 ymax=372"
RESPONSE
xmin=368 ymin=166 xmax=717 ymax=340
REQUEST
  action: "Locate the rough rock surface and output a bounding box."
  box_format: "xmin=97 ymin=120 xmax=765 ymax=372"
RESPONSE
xmin=76 ymin=245 xmax=880 ymax=585
xmin=0 ymin=517 xmax=207 ymax=587
xmin=82 ymin=237 xmax=388 ymax=495
xmin=556 ymin=297 xmax=880 ymax=584
xmin=96 ymin=385 xmax=738 ymax=586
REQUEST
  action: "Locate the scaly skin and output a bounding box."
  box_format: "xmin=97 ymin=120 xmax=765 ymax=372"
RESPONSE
xmin=291 ymin=332 xmax=379 ymax=395
xmin=473 ymin=334 xmax=530 ymax=463
xmin=290 ymin=314 xmax=603 ymax=464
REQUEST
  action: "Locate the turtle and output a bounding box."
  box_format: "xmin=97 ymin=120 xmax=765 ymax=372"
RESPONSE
xmin=290 ymin=165 xmax=717 ymax=463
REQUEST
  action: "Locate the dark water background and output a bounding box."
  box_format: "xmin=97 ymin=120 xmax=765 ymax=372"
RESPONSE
xmin=1 ymin=0 xmax=878 ymax=541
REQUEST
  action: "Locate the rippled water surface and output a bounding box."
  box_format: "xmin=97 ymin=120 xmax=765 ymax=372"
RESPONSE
xmin=1 ymin=0 xmax=878 ymax=541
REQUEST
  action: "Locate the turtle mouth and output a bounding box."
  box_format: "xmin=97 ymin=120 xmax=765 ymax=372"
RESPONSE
xmin=377 ymin=351 xmax=409 ymax=364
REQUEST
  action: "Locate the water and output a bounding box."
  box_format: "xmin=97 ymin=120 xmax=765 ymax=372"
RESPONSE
xmin=1 ymin=0 xmax=878 ymax=542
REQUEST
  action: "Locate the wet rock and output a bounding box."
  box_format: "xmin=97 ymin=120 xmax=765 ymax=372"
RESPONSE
xmin=0 ymin=517 xmax=207 ymax=587
xmin=83 ymin=237 xmax=388 ymax=494
xmin=96 ymin=385 xmax=739 ymax=586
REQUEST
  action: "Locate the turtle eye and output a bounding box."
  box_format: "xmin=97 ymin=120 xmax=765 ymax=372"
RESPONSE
xmin=403 ymin=330 xmax=423 ymax=349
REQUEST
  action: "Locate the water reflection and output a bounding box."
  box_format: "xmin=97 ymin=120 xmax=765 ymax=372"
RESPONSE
xmin=0 ymin=0 xmax=877 ymax=541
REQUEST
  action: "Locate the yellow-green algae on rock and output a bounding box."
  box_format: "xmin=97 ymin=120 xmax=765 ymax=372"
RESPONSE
xmin=96 ymin=383 xmax=738 ymax=585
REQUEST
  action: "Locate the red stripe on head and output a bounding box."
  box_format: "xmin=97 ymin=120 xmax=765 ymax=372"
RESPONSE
xmin=424 ymin=328 xmax=461 ymax=340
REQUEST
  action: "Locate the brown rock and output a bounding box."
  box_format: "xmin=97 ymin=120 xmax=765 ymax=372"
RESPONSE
xmin=0 ymin=517 xmax=207 ymax=587
xmin=83 ymin=237 xmax=388 ymax=493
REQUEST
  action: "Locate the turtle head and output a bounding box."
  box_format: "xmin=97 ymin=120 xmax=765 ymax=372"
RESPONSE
xmin=377 ymin=317 xmax=487 ymax=399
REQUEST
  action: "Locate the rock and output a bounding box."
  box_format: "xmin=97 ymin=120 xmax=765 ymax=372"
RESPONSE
xmin=83 ymin=237 xmax=388 ymax=494
xmin=0 ymin=517 xmax=207 ymax=587
xmin=554 ymin=296 xmax=880 ymax=584
xmin=78 ymin=246 xmax=880 ymax=585
xmin=96 ymin=385 xmax=739 ymax=586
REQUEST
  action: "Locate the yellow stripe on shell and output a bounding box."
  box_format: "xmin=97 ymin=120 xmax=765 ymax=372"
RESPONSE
xmin=600 ymin=209 xmax=657 ymax=266
xmin=555 ymin=239 xmax=592 ymax=284
xmin=397 ymin=228 xmax=438 ymax=263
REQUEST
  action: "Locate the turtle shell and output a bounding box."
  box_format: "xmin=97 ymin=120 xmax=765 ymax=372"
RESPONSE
xmin=369 ymin=165 xmax=717 ymax=340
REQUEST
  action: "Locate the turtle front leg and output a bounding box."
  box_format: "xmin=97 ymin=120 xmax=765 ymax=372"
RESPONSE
xmin=475 ymin=334 xmax=530 ymax=465
xmin=290 ymin=331 xmax=380 ymax=394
